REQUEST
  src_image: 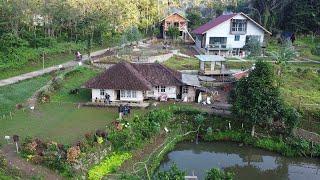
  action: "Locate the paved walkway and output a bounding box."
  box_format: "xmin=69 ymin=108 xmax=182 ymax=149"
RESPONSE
xmin=0 ymin=144 xmax=63 ymax=180
xmin=0 ymin=49 xmax=109 ymax=87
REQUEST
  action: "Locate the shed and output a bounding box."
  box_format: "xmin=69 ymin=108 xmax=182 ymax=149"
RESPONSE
xmin=195 ymin=55 xmax=230 ymax=75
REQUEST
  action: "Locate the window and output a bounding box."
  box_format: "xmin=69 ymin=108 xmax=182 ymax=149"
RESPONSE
xmin=126 ymin=90 xmax=132 ymax=98
xmin=120 ymin=90 xmax=126 ymax=98
xmin=235 ymin=35 xmax=240 ymax=41
xmin=182 ymin=86 xmax=188 ymax=94
xmin=209 ymin=37 xmax=227 ymax=48
xmin=100 ymin=89 xmax=105 ymax=96
xmin=156 ymin=86 xmax=160 ymax=92
xmin=132 ymin=91 xmax=137 ymax=98
xmin=246 ymin=35 xmax=261 ymax=43
xmin=161 ymin=86 xmax=166 ymax=92
xmin=231 ymin=19 xmax=247 ymax=32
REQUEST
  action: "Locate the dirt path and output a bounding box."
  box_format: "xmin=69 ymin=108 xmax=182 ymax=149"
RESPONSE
xmin=0 ymin=144 xmax=63 ymax=180
xmin=0 ymin=48 xmax=108 ymax=87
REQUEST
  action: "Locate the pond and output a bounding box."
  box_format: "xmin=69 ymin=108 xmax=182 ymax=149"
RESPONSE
xmin=158 ymin=142 xmax=320 ymax=180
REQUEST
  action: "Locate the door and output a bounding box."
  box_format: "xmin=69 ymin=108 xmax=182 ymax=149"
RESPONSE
xmin=116 ymin=90 xmax=120 ymax=100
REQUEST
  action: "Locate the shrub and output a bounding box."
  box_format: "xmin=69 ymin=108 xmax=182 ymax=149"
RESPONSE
xmin=204 ymin=131 xmax=245 ymax=142
xmin=311 ymin=44 xmax=320 ymax=56
xmin=205 ymin=168 xmax=234 ymax=180
xmin=244 ymin=38 xmax=262 ymax=57
xmin=154 ymin=164 xmax=185 ymax=180
xmin=88 ymin=152 xmax=132 ymax=180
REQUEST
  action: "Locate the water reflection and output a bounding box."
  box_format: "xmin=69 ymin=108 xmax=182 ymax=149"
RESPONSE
xmin=158 ymin=142 xmax=320 ymax=180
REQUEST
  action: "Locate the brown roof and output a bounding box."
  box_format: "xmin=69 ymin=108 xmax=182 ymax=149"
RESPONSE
xmin=84 ymin=62 xmax=183 ymax=91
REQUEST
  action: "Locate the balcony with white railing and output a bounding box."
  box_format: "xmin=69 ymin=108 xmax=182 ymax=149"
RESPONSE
xmin=206 ymin=43 xmax=232 ymax=51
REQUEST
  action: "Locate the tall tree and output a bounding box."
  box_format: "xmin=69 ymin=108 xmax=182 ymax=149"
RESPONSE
xmin=231 ymin=61 xmax=281 ymax=136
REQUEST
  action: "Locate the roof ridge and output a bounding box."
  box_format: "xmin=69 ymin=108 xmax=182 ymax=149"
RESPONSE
xmin=121 ymin=62 xmax=153 ymax=88
xmin=157 ymin=63 xmax=183 ymax=84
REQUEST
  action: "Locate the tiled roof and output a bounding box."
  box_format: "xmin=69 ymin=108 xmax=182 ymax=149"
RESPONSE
xmin=84 ymin=62 xmax=183 ymax=90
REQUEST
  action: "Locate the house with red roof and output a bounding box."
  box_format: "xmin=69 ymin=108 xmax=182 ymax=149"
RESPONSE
xmin=192 ymin=12 xmax=271 ymax=57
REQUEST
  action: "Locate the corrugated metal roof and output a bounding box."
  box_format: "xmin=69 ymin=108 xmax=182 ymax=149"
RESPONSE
xmin=195 ymin=55 xmax=226 ymax=62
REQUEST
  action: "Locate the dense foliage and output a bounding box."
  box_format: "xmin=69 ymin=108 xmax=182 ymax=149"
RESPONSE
xmin=88 ymin=152 xmax=132 ymax=180
xmin=154 ymin=164 xmax=186 ymax=180
xmin=20 ymin=129 xmax=109 ymax=178
xmin=0 ymin=0 xmax=165 ymax=70
xmin=108 ymin=109 xmax=173 ymax=151
xmin=205 ymin=168 xmax=234 ymax=180
xmin=231 ymin=61 xmax=301 ymax=135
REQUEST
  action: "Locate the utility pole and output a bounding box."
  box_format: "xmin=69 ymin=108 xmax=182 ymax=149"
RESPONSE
xmin=42 ymin=51 xmax=45 ymax=69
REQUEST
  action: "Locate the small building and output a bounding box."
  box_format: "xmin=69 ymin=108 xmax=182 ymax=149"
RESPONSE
xmin=84 ymin=62 xmax=196 ymax=103
xmin=196 ymin=55 xmax=232 ymax=76
xmin=192 ymin=12 xmax=272 ymax=56
xmin=160 ymin=12 xmax=194 ymax=42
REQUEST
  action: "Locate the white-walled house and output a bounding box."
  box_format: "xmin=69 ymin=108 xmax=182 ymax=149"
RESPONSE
xmin=193 ymin=12 xmax=272 ymax=56
xmin=84 ymin=62 xmax=195 ymax=103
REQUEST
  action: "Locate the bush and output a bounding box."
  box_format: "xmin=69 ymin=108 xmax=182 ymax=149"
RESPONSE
xmin=204 ymin=131 xmax=245 ymax=142
xmin=88 ymin=152 xmax=132 ymax=180
xmin=205 ymin=168 xmax=234 ymax=180
xmin=154 ymin=164 xmax=185 ymax=180
xmin=244 ymin=38 xmax=262 ymax=57
xmin=311 ymin=44 xmax=320 ymax=56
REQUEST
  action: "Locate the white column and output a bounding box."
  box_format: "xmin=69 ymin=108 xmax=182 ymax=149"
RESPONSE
xmin=211 ymin=61 xmax=215 ymax=71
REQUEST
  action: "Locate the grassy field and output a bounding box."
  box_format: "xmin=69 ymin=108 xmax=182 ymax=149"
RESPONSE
xmin=50 ymin=67 xmax=101 ymax=103
xmin=0 ymin=53 xmax=74 ymax=80
xmin=0 ymin=103 xmax=121 ymax=144
xmin=295 ymin=36 xmax=320 ymax=61
xmin=163 ymin=56 xmax=199 ymax=70
xmin=0 ymin=75 xmax=52 ymax=116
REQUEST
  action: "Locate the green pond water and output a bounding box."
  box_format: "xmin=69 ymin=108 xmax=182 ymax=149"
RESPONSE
xmin=158 ymin=142 xmax=320 ymax=180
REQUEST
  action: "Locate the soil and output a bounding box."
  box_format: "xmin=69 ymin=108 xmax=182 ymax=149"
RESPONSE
xmin=0 ymin=144 xmax=63 ymax=180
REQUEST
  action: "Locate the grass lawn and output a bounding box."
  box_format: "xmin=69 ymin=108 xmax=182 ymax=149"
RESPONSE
xmin=280 ymin=63 xmax=320 ymax=132
xmin=0 ymin=53 xmax=74 ymax=80
xmin=0 ymin=103 xmax=121 ymax=144
xmin=295 ymin=36 xmax=320 ymax=61
xmin=50 ymin=66 xmax=101 ymax=103
xmin=0 ymin=75 xmax=52 ymax=116
xmin=163 ymin=56 xmax=199 ymax=70
xmin=225 ymin=61 xmax=254 ymax=69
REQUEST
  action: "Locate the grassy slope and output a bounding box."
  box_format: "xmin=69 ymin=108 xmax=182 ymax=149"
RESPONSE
xmin=0 ymin=53 xmax=74 ymax=80
xmin=50 ymin=67 xmax=100 ymax=103
xmin=163 ymin=56 xmax=199 ymax=70
xmin=295 ymin=36 xmax=320 ymax=61
xmin=0 ymin=75 xmax=51 ymax=116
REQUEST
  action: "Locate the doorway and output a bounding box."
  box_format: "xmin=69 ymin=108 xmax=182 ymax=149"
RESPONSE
xmin=116 ymin=90 xmax=120 ymax=100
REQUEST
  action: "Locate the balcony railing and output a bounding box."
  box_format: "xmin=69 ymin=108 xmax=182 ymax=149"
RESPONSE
xmin=206 ymin=44 xmax=231 ymax=50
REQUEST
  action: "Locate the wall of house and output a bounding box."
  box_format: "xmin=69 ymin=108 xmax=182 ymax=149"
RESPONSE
xmin=91 ymin=89 xmax=116 ymax=102
xmin=146 ymin=86 xmax=178 ymax=99
xmin=119 ymin=90 xmax=144 ymax=102
xmin=91 ymin=89 xmax=143 ymax=102
xmin=182 ymin=86 xmax=196 ymax=102
xmin=202 ymin=14 xmax=265 ymax=49
xmin=163 ymin=14 xmax=187 ymax=32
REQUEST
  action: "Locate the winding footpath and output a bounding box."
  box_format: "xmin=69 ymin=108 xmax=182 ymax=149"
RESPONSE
xmin=0 ymin=49 xmax=108 ymax=87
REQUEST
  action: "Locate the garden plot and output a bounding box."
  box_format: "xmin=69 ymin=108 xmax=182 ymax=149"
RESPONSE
xmin=91 ymin=40 xmax=198 ymax=66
